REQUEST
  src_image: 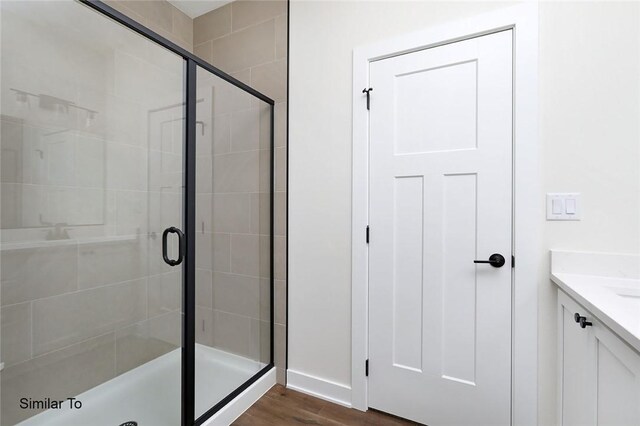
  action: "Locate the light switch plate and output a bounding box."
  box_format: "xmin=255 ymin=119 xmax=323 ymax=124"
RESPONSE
xmin=547 ymin=193 xmax=581 ymax=221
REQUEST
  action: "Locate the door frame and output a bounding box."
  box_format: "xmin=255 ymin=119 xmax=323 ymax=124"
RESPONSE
xmin=351 ymin=3 xmax=539 ymax=425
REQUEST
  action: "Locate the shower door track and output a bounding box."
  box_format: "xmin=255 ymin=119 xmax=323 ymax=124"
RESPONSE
xmin=77 ymin=2 xmax=276 ymax=426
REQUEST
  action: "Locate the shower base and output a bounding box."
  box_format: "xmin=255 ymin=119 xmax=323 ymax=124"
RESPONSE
xmin=17 ymin=344 xmax=272 ymax=426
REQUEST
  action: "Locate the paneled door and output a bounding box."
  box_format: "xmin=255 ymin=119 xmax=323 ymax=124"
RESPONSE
xmin=368 ymin=30 xmax=513 ymax=425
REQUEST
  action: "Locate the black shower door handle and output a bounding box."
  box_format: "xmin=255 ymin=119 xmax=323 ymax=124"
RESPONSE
xmin=162 ymin=226 xmax=184 ymax=266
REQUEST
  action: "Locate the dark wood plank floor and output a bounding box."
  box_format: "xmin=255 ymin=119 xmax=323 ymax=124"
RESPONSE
xmin=233 ymin=384 xmax=421 ymax=425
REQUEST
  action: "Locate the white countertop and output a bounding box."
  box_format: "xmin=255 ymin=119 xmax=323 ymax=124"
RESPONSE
xmin=551 ymin=272 xmax=640 ymax=353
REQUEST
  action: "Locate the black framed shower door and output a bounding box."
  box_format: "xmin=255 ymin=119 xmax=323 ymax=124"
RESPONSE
xmin=79 ymin=2 xmax=276 ymax=425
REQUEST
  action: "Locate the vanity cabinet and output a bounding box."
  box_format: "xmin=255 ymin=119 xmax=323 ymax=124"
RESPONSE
xmin=557 ymin=290 xmax=640 ymax=426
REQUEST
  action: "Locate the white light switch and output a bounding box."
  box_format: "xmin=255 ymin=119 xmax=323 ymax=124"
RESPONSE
xmin=547 ymin=193 xmax=581 ymax=221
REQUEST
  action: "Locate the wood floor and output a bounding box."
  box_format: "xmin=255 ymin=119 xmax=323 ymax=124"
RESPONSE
xmin=233 ymin=385 xmax=421 ymax=426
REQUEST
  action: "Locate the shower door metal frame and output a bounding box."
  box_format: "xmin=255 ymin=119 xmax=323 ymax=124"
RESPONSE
xmin=78 ymin=2 xmax=276 ymax=425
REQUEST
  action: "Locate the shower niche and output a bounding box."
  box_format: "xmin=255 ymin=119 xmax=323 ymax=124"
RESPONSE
xmin=0 ymin=1 xmax=274 ymax=425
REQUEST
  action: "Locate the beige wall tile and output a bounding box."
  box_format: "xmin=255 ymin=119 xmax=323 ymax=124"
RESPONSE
xmin=147 ymin=271 xmax=181 ymax=317
xmin=0 ymin=302 xmax=31 ymax=367
xmin=106 ymin=142 xmax=148 ymax=191
xmin=274 ymin=235 xmax=286 ymax=280
xmin=230 ymin=234 xmax=270 ymax=278
xmin=258 ymin=103 xmax=272 ymax=150
xmin=115 ymin=312 xmax=179 ymax=375
xmin=212 ymin=272 xmax=260 ymax=318
xmin=275 ymin=147 xmax=287 ymax=192
xmin=115 ymin=192 xmax=148 ymax=236
xmin=259 ymin=319 xmax=270 ymax=363
xmin=148 ymin=310 xmax=182 ymax=347
xmin=274 ymin=279 xmax=286 ymax=326
xmin=276 ymin=367 xmax=286 ymax=385
xmin=153 ymin=25 xmax=193 ymax=52
xmin=213 ymin=193 xmax=260 ymax=234
xmin=147 ymin=235 xmax=175 ymax=276
xmin=212 ymin=20 xmax=275 ymax=74
xmin=32 ymin=278 xmax=147 ymax=355
xmin=104 ymin=1 xmax=193 ymax=53
xmin=196 ymin=268 xmax=213 ymax=309
xmin=103 ymin=1 xmax=148 ymax=26
xmin=231 ymin=1 xmax=286 ymax=31
xmin=209 ymin=76 xmax=254 ymax=114
xmin=196 ymin=193 xmax=213 ymax=233
xmin=196 ymin=155 xmax=213 ymax=193
xmin=1 ymin=245 xmax=78 ymax=306
xmin=259 ymin=278 xmax=270 ymax=322
xmin=275 ymin=14 xmax=287 ymax=60
xmin=196 ymin=306 xmax=214 ymax=346
xmin=214 ymin=151 xmax=259 ymax=193
xmin=212 ymin=113 xmax=232 ymax=155
xmin=194 ymin=4 xmax=232 ymax=45
xmin=78 ymin=240 xmax=145 ymax=289
xmin=148 ymin=191 xmax=182 ymax=233
xmin=275 ymin=192 xmax=286 ymax=237
xmin=259 ymin=149 xmax=272 ymax=194
xmin=213 ymin=233 xmax=231 ymax=273
xmin=259 ymin=192 xmax=271 ymax=236
xmin=274 ymin=323 xmax=286 ymax=369
xmin=231 ymin=68 xmax=252 ymax=87
xmin=172 ymin=7 xmax=193 ymax=46
xmin=230 ymin=108 xmax=261 ymax=152
xmin=196 ymin=232 xmax=213 ymax=269
xmin=212 ymin=310 xmax=261 ymax=360
xmin=274 ymin=102 xmax=287 ymax=148
xmin=194 ymin=41 xmax=213 ymax=64
xmin=250 ymin=58 xmax=286 ymax=103
xmin=1 ymin=333 xmax=115 ymax=425
xmin=124 ymin=0 xmax=173 ymax=33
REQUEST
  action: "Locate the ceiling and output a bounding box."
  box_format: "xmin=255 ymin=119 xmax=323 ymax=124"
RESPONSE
xmin=167 ymin=0 xmax=232 ymax=19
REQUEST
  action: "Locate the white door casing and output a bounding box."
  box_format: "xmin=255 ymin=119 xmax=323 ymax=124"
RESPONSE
xmin=351 ymin=5 xmax=539 ymax=424
xmin=367 ymin=30 xmax=513 ymax=425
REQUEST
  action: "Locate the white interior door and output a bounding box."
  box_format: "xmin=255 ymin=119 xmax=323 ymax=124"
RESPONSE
xmin=368 ymin=30 xmax=513 ymax=425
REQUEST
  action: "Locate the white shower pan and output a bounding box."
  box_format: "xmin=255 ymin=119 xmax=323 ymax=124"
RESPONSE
xmin=17 ymin=344 xmax=273 ymax=426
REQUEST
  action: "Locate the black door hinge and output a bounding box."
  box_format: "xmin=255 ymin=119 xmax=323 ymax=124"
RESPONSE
xmin=365 ymin=359 xmax=369 ymax=377
xmin=362 ymin=88 xmax=373 ymax=110
xmin=511 ymin=255 xmax=515 ymax=268
xmin=366 ymin=225 xmax=370 ymax=244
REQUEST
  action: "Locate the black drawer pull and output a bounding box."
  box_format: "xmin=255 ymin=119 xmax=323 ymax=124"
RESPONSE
xmin=574 ymin=313 xmax=592 ymax=329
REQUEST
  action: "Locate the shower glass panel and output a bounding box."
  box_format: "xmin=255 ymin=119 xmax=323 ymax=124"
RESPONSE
xmin=193 ymin=66 xmax=273 ymax=420
xmin=0 ymin=1 xmax=185 ymax=425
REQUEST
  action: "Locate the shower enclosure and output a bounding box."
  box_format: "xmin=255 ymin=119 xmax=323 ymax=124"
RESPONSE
xmin=0 ymin=1 xmax=274 ymax=425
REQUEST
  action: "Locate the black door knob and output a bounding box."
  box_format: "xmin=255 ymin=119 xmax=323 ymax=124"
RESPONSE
xmin=473 ymin=253 xmax=506 ymax=268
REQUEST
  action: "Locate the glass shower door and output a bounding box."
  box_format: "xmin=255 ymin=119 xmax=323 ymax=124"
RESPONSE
xmin=193 ymin=64 xmax=273 ymax=420
xmin=0 ymin=1 xmax=186 ymax=425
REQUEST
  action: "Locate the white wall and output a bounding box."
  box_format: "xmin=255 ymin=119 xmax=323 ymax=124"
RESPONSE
xmin=288 ymin=0 xmax=640 ymax=421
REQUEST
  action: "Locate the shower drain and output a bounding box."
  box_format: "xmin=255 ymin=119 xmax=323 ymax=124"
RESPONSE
xmin=119 ymin=422 xmax=137 ymax=426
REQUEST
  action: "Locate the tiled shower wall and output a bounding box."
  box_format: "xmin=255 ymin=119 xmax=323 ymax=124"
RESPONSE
xmin=87 ymin=0 xmax=288 ymax=384
xmin=0 ymin=7 xmax=285 ymax=424
xmin=0 ymin=2 xmax=186 ymax=424
xmin=193 ymin=1 xmax=288 ymax=385
xmin=105 ymin=0 xmax=194 ymax=52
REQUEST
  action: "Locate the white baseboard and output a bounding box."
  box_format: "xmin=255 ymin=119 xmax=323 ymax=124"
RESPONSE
xmin=286 ymin=369 xmax=352 ymax=408
xmin=203 ymin=368 xmax=276 ymax=426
